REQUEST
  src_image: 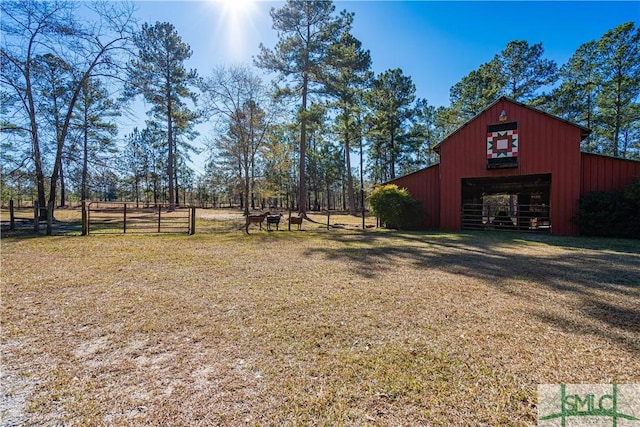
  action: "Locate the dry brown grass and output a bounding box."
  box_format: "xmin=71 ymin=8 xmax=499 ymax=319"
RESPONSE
xmin=1 ymin=230 xmax=639 ymax=426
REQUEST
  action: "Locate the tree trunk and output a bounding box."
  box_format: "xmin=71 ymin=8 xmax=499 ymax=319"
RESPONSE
xmin=82 ymin=107 xmax=89 ymax=201
xmin=251 ymin=155 xmax=256 ymax=210
xmin=174 ymin=163 xmax=179 ymax=206
xmin=153 ymin=175 xmax=158 ymax=206
xmin=244 ymin=154 xmax=250 ymax=216
xmin=135 ymin=177 xmax=140 ymax=208
xmin=613 ymin=78 xmax=622 ymax=157
xmin=299 ymin=15 xmax=311 ymax=217
xmin=33 ymin=133 xmax=47 ymax=219
xmin=344 ymin=106 xmax=356 ymax=214
xmin=166 ymin=79 xmax=175 ymax=209
xmin=389 ymin=132 xmax=396 ymax=180
xmin=326 ymin=180 xmax=331 ymax=211
xmin=59 ymin=157 xmax=66 ymax=207
xmin=55 ymin=95 xmax=66 ymax=208
xmin=48 ymin=128 xmax=66 ymax=219
xmin=299 ymin=73 xmax=308 ymax=216
xmin=24 ymin=36 xmax=47 ymax=218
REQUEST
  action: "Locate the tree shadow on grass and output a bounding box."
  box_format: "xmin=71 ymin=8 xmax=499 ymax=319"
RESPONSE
xmin=303 ymin=230 xmax=640 ymax=353
xmin=510 ymin=233 xmax=640 ymax=255
xmin=1 ymin=220 xmax=83 ymax=239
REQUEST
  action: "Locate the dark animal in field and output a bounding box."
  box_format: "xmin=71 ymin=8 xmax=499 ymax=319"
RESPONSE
xmin=245 ymin=212 xmax=269 ymax=233
xmin=289 ymin=215 xmax=303 ymax=230
xmin=266 ymin=213 xmax=283 ymax=231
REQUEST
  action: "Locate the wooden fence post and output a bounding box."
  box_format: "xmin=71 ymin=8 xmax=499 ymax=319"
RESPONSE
xmin=9 ymin=200 xmax=15 ymax=230
xmin=288 ymin=209 xmax=291 ymax=231
xmin=190 ymin=207 xmax=196 ymax=235
xmin=327 ymin=210 xmax=330 ymax=230
xmin=34 ymin=201 xmax=39 ymax=233
xmin=123 ymin=203 xmax=127 ymax=234
xmin=82 ymin=201 xmax=87 ymax=236
xmin=157 ymin=205 xmax=162 ymax=233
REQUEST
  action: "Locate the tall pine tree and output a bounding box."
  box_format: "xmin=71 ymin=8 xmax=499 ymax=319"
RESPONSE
xmin=499 ymin=40 xmax=558 ymax=102
xmin=325 ymin=30 xmax=372 ymax=214
xmin=127 ymin=22 xmax=198 ymax=208
xmin=597 ymin=22 xmax=640 ymax=157
xmin=256 ymin=0 xmax=348 ymax=216
xmin=365 ymin=68 xmax=416 ymax=182
xmin=545 ymin=41 xmax=600 ymax=151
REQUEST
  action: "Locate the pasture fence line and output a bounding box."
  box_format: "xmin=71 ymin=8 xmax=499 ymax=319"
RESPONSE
xmin=3 ymin=202 xmax=377 ymax=235
xmin=84 ymin=202 xmax=195 ymax=235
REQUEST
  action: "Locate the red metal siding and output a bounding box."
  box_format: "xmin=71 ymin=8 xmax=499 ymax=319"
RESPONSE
xmin=438 ymin=99 xmax=583 ymax=235
xmin=387 ymin=98 xmax=640 ymax=237
xmin=581 ymin=153 xmax=640 ymax=194
xmin=389 ymin=165 xmax=440 ymax=229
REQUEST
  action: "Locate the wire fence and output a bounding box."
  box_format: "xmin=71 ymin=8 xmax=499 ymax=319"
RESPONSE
xmin=1 ymin=201 xmax=377 ymax=236
xmin=86 ymin=202 xmax=195 ymax=235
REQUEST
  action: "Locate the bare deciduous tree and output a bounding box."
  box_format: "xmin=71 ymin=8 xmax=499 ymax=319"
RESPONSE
xmin=200 ymin=66 xmax=278 ymax=215
xmin=1 ymin=0 xmax=135 ymax=225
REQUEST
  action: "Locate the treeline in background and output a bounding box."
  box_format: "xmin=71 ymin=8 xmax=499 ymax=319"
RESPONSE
xmin=2 ymin=1 xmax=638 ymax=217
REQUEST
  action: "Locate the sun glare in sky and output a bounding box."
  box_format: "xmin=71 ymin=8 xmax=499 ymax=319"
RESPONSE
xmin=212 ymin=0 xmax=259 ymax=61
xmin=219 ymin=0 xmax=255 ymax=16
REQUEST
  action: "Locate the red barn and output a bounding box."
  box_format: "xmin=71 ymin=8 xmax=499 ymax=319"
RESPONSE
xmin=387 ymin=97 xmax=640 ymax=236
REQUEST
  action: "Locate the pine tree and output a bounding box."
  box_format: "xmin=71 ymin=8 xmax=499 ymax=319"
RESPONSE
xmin=74 ymin=78 xmax=119 ymax=203
xmin=545 ymin=41 xmax=601 ymax=151
xmin=325 ymin=30 xmax=372 ymax=214
xmin=256 ymin=0 xmax=348 ymax=216
xmin=499 ymin=40 xmax=558 ymax=102
xmin=365 ymin=68 xmax=416 ymax=182
xmin=409 ymin=98 xmax=441 ymax=170
xmin=597 ymin=22 xmax=640 ymax=157
xmin=127 ymin=21 xmax=198 ymax=208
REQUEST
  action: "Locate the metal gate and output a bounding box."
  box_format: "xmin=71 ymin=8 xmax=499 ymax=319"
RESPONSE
xmin=86 ymin=202 xmax=195 ymax=235
xmin=461 ymin=203 xmax=550 ymax=232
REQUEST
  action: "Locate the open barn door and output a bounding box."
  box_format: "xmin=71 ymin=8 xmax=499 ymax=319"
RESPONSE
xmin=461 ymin=174 xmax=551 ymax=232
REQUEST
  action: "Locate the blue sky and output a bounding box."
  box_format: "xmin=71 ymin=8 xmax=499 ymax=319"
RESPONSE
xmin=133 ymin=1 xmax=639 ymax=107
xmin=129 ymin=0 xmax=639 ymax=172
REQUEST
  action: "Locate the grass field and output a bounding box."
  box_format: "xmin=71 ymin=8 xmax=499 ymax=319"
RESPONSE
xmin=1 ymin=228 xmax=639 ymax=426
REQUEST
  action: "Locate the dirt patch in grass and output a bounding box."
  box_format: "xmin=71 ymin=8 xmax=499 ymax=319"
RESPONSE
xmin=1 ymin=230 xmax=639 ymax=425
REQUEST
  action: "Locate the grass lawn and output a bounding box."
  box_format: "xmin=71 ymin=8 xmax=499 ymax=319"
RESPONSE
xmin=1 ymin=229 xmax=639 ymax=426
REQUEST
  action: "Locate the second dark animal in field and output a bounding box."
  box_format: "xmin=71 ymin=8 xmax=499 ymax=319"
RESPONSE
xmin=266 ymin=213 xmax=283 ymax=231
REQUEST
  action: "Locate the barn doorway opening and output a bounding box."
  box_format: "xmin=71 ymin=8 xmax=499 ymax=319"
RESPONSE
xmin=461 ymin=173 xmax=551 ymax=232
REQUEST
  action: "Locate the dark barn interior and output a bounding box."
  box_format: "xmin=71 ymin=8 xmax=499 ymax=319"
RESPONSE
xmin=461 ymin=174 xmax=551 ymax=231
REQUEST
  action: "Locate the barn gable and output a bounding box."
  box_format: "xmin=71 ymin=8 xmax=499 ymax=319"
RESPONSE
xmin=437 ymin=97 xmax=589 ymax=235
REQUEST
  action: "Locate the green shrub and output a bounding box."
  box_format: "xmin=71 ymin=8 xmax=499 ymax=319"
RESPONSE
xmin=368 ymin=184 xmax=424 ymax=229
xmin=624 ymin=180 xmax=640 ymax=211
xmin=578 ymin=190 xmax=639 ymax=238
